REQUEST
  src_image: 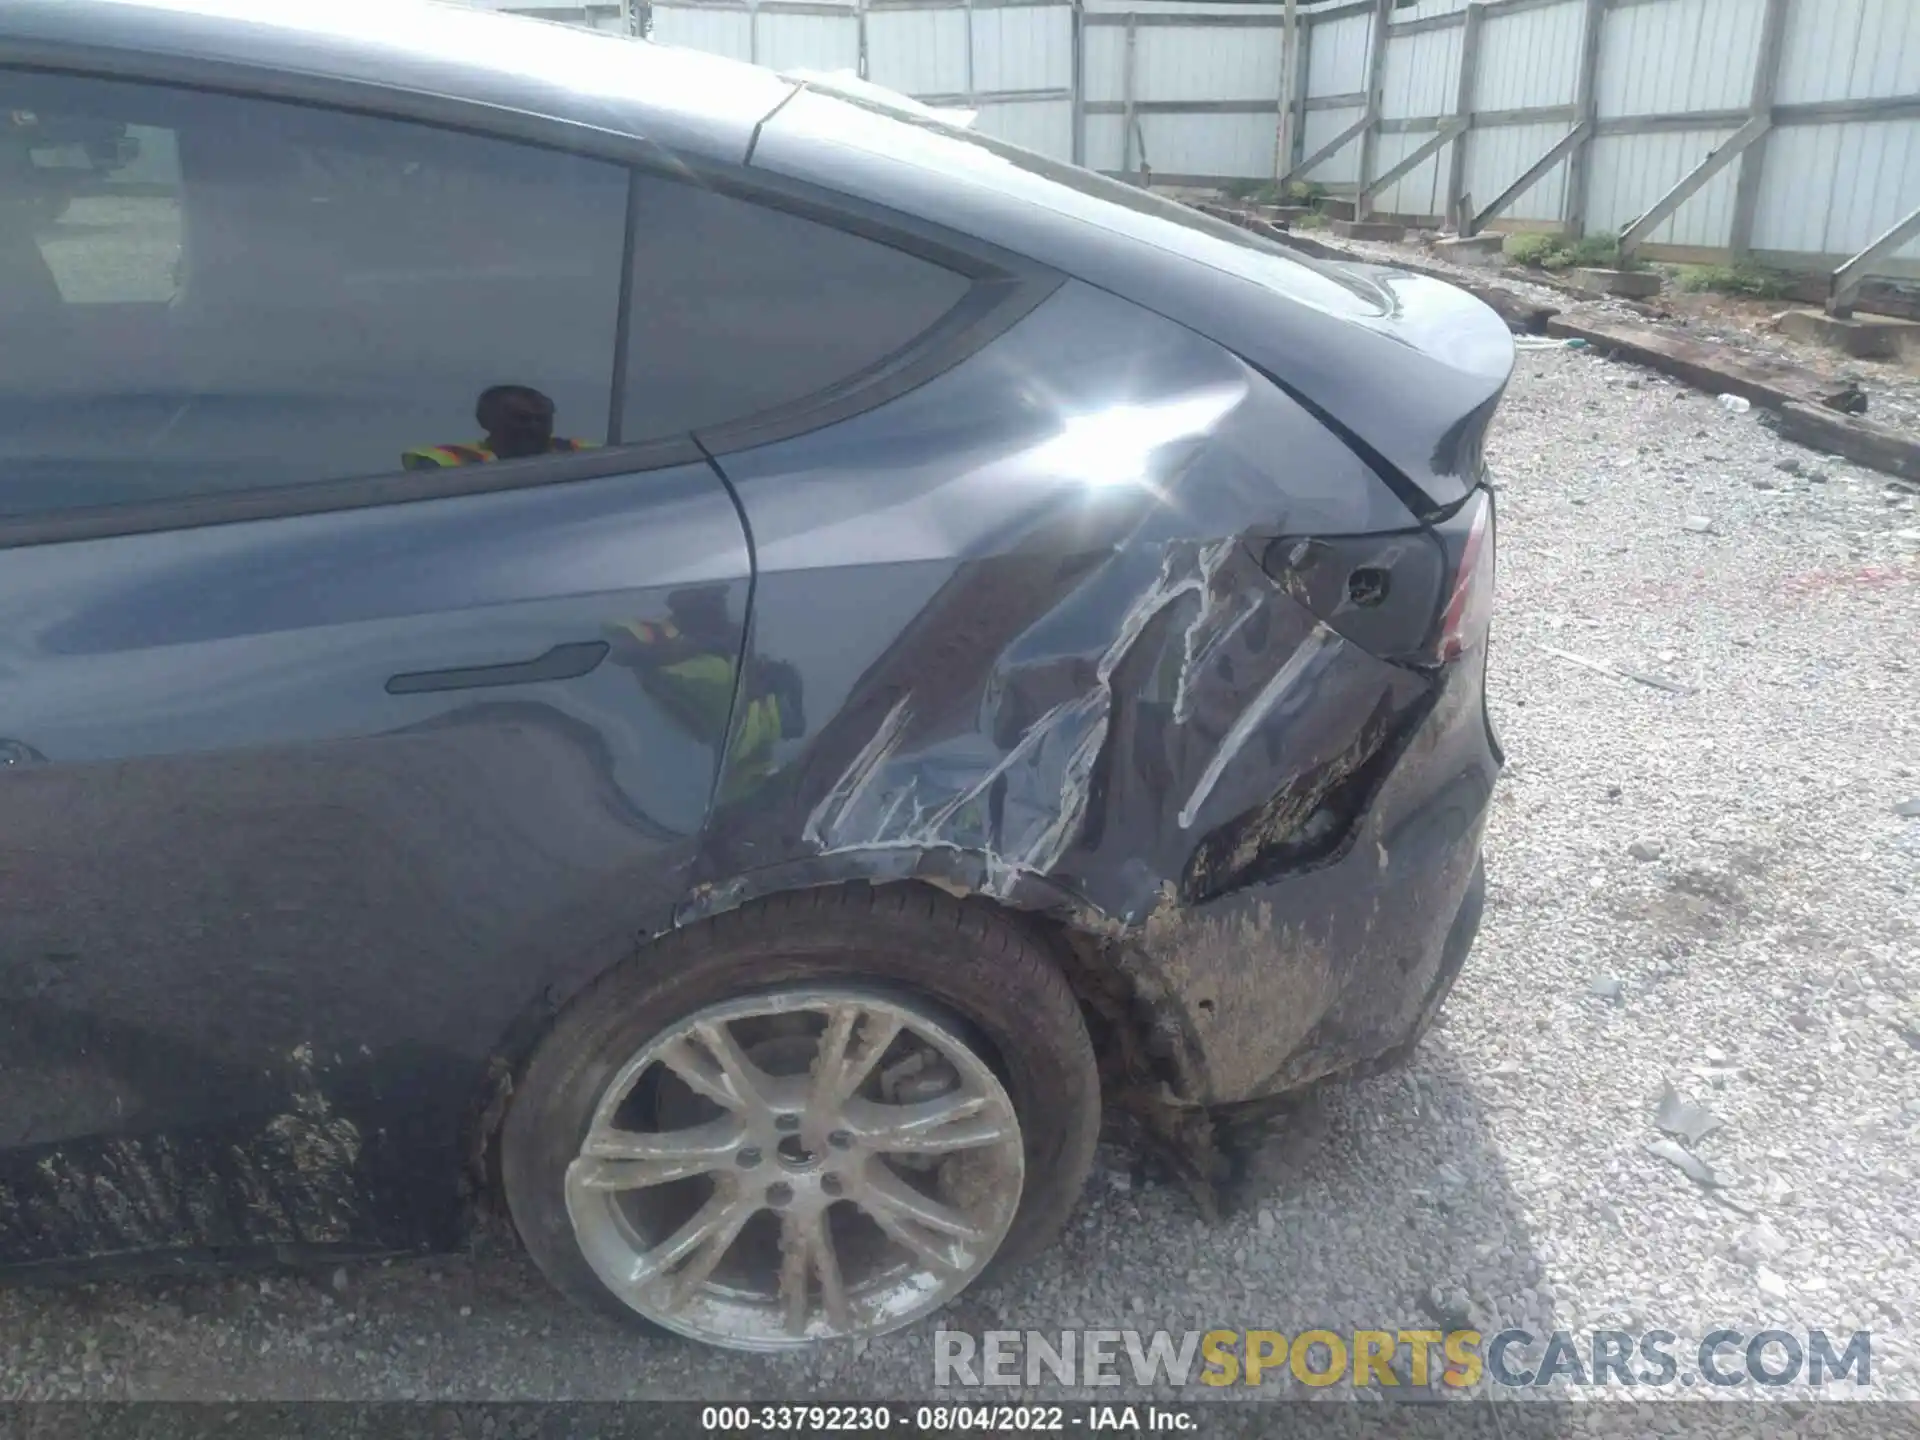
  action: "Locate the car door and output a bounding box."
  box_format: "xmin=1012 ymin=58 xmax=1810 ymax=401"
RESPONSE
xmin=0 ymin=70 xmax=751 ymax=1265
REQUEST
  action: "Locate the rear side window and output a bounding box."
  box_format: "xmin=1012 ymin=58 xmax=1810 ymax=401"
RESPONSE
xmin=0 ymin=71 xmax=627 ymax=520
xmin=620 ymin=175 xmax=973 ymax=443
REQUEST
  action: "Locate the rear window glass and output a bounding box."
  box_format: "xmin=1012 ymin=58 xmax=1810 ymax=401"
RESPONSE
xmin=620 ymin=175 xmax=974 ymax=442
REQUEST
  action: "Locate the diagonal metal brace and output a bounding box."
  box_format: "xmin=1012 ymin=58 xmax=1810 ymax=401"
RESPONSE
xmin=1619 ymin=112 xmax=1771 ymax=257
xmin=1278 ymin=109 xmax=1372 ymax=189
xmin=1829 ymin=202 xmax=1920 ymax=319
xmin=1357 ymin=116 xmax=1467 ymax=205
xmin=1467 ymin=120 xmax=1588 ymax=236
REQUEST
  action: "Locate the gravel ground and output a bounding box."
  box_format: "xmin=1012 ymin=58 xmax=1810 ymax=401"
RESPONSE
xmin=1 ymin=346 xmax=1916 ymax=1410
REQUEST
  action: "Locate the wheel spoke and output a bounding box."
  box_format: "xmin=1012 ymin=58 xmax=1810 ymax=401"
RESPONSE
xmin=856 ymin=1160 xmax=983 ymax=1272
xmin=665 ymin=1191 xmax=758 ymax=1311
xmin=841 ymin=1092 xmax=1009 ymax=1155
xmin=658 ymin=1022 xmax=772 ymax=1118
xmin=632 ymin=1186 xmax=741 ymax=1287
xmin=811 ymin=1005 xmax=903 ymax=1111
xmin=811 ymin=1209 xmax=853 ymax=1333
xmin=573 ymin=1118 xmax=744 ymax=1190
xmin=778 ymin=1209 xmax=813 ymax=1336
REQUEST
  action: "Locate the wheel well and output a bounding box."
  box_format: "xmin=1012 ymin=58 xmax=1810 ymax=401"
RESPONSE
xmin=457 ymin=878 xmax=1183 ymax=1235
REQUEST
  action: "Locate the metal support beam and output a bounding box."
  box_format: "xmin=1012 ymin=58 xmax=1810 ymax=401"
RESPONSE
xmin=1730 ymin=0 xmax=1790 ymax=256
xmin=1355 ymin=0 xmax=1392 ymax=218
xmin=964 ymin=0 xmax=976 ymax=101
xmin=1360 ymin=117 xmax=1466 ymax=205
xmin=1618 ymin=112 xmax=1771 ymax=256
xmin=1290 ymin=12 xmax=1313 ymax=172
xmin=1121 ymin=11 xmax=1139 ymax=183
xmin=1278 ymin=109 xmax=1371 ymax=188
xmin=1469 ymin=120 xmax=1589 ymax=235
xmin=1069 ymin=0 xmax=1085 ymax=166
xmin=1564 ymin=0 xmax=1605 ymax=236
xmin=1830 ymin=203 xmax=1920 ymax=318
xmin=855 ymin=0 xmax=869 ymax=76
xmin=1272 ymin=0 xmax=1298 ymax=183
xmin=1446 ymin=2 xmax=1484 ymax=231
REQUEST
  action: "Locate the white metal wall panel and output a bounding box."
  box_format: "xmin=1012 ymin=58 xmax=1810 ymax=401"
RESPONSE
xmin=1307 ymin=12 xmax=1374 ymax=95
xmin=1081 ymin=0 xmax=1284 ymax=13
xmin=649 ymin=6 xmax=752 ymax=61
xmin=867 ymin=9 xmax=969 ymax=97
xmin=1475 ymin=0 xmax=1584 ymax=111
xmin=1399 ymin=0 xmax=1471 ymax=17
xmin=1596 ymin=0 xmax=1765 ymax=116
xmin=972 ymin=99 xmax=1075 ymax=158
xmin=1086 ymin=112 xmax=1127 ymax=171
xmin=1299 ymin=103 xmax=1366 ymax=182
xmin=1751 ymin=118 xmax=1920 ymax=259
xmin=1370 ymin=127 xmax=1448 ymax=215
xmin=1083 ymin=24 xmax=1128 ymax=104
xmin=1135 ymin=112 xmax=1285 ymax=176
xmin=754 ymin=10 xmax=860 ymax=70
xmin=1587 ymin=127 xmax=1740 ymax=245
xmin=1134 ymin=25 xmax=1285 ymax=102
xmin=973 ymin=6 xmax=1074 ymax=94
xmin=1464 ymin=120 xmax=1572 ymax=222
xmin=1777 ymin=0 xmax=1920 ymax=104
xmin=1380 ymin=25 xmax=1461 ymax=121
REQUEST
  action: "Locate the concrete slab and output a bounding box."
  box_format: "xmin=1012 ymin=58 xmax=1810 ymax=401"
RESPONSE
xmin=1434 ymin=233 xmax=1507 ymax=260
xmin=1328 ymin=219 xmax=1406 ymax=243
xmin=1778 ymin=308 xmax=1920 ymax=360
xmin=1256 ymin=204 xmax=1318 ymax=224
xmin=1572 ymin=268 xmax=1663 ymax=298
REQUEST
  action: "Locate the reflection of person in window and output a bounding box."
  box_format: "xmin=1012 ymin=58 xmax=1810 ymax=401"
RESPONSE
xmin=401 ymin=384 xmax=590 ymax=469
xmin=609 ymin=588 xmax=806 ymax=805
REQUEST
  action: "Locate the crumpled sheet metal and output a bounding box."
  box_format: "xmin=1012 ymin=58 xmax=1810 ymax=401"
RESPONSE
xmin=799 ymin=529 xmax=1427 ymax=936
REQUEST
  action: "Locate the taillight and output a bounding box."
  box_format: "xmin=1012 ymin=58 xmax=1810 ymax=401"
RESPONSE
xmin=1435 ymin=489 xmax=1494 ymax=663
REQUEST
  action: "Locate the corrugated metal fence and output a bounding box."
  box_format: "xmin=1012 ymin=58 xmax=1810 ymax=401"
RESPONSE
xmin=474 ymin=0 xmax=1920 ymax=277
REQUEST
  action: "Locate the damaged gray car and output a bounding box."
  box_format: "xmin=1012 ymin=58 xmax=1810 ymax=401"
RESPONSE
xmin=0 ymin=0 xmax=1506 ymax=1352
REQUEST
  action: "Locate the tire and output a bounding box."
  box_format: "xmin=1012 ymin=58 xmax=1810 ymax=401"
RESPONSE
xmin=499 ymin=883 xmax=1102 ymax=1348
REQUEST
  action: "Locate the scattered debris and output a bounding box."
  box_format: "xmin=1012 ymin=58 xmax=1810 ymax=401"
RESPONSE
xmin=1646 ymin=1137 xmax=1720 ymax=1189
xmin=331 ymin=1268 xmax=348 ymax=1293
xmin=1589 ymin=976 xmax=1626 ymax=1002
xmin=1628 ymin=840 xmax=1665 ymax=862
xmin=1487 ymin=1058 xmax=1523 ymax=1078
xmin=1682 ymin=515 xmax=1715 ymax=534
xmin=1756 ymin=1266 xmax=1790 ymax=1302
xmin=1654 ymin=1080 xmax=1723 ymax=1146
xmin=1775 ymin=457 xmax=1802 ymax=475
xmin=1540 ymin=644 xmax=1698 ymax=695
xmin=1719 ymin=394 xmax=1752 ymax=414
xmin=1895 ymin=798 xmax=1920 ymax=818
xmin=1818 ymin=383 xmax=1868 ymax=416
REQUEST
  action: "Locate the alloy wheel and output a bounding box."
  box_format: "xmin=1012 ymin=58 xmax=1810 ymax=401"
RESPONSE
xmin=564 ymin=987 xmax=1025 ymax=1350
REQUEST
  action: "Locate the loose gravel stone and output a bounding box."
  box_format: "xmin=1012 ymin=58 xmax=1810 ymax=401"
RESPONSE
xmin=0 ymin=347 xmax=1913 ymax=1407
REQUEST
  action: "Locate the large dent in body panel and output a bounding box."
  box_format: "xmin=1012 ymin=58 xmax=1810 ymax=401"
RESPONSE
xmin=801 ymin=536 xmax=1249 ymax=896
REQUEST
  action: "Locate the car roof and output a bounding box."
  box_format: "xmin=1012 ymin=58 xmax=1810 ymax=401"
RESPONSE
xmin=0 ymin=0 xmax=794 ymax=164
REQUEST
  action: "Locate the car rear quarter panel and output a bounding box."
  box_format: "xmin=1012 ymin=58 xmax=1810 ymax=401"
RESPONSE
xmin=692 ymin=281 xmax=1485 ymax=1104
